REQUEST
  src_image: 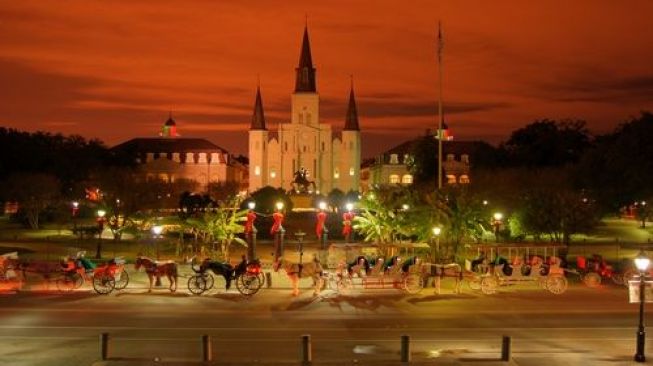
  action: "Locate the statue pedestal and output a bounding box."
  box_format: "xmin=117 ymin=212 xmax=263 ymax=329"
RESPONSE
xmin=289 ymin=194 xmax=313 ymax=210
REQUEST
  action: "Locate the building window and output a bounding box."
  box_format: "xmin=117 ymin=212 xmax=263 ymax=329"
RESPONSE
xmin=459 ymin=175 xmax=470 ymax=184
xmin=447 ymin=154 xmax=455 ymax=161
xmin=389 ymin=174 xmax=400 ymax=184
xmin=390 ymin=154 xmax=399 ymax=164
xmin=285 ymin=142 xmax=288 ymax=151
xmin=298 ymin=113 xmax=303 ymax=124
xmin=349 ymin=167 xmax=355 ymax=176
xmin=349 ymin=141 xmax=353 ymax=149
xmin=254 ymin=166 xmax=260 ymax=176
xmin=447 ymin=174 xmax=457 ymax=184
xmin=270 ymin=171 xmax=276 ymax=179
xmin=255 ymin=141 xmax=260 ymax=150
xmin=402 ymin=174 xmax=413 ymax=184
xmin=321 ymin=142 xmax=325 ymax=151
xmin=461 ymin=154 xmax=469 ymax=164
xmin=334 ymin=168 xmax=340 ymax=179
xmin=306 ymin=113 xmax=311 ymax=124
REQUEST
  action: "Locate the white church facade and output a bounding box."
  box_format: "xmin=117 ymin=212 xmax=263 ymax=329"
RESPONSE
xmin=248 ymin=26 xmax=361 ymax=194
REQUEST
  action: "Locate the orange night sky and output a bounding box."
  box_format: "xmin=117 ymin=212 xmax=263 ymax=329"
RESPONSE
xmin=1 ymin=1 xmax=652 ymax=157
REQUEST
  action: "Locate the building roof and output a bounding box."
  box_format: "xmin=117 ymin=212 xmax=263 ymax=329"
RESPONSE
xmin=377 ymin=138 xmax=482 ymax=164
xmin=250 ymin=86 xmax=266 ymax=130
xmin=112 ymin=138 xmax=228 ymax=154
xmin=294 ymin=25 xmax=317 ymax=93
xmin=344 ymin=82 xmax=360 ymax=131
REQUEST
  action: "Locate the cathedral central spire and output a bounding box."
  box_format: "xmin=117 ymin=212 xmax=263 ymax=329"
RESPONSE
xmin=344 ymin=77 xmax=360 ymax=131
xmin=294 ymin=25 xmax=317 ymax=92
xmin=250 ymin=85 xmax=266 ymax=130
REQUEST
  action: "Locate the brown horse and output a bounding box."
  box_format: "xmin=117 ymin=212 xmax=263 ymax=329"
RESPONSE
xmin=273 ymin=257 xmax=324 ymax=297
xmin=134 ymin=256 xmax=178 ymax=292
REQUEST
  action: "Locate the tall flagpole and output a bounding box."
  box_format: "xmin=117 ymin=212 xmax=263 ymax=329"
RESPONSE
xmin=437 ymin=21 xmax=444 ymax=190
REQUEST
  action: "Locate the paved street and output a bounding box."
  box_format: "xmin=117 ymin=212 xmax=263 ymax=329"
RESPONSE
xmin=1 ymin=267 xmax=653 ymax=365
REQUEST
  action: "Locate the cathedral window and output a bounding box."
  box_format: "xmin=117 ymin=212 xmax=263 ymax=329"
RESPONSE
xmin=461 ymin=154 xmax=469 ymax=164
xmin=459 ymin=175 xmax=470 ymax=184
xmin=303 ymin=146 xmax=307 ymax=153
xmin=390 ymin=154 xmax=399 ymax=164
xmin=285 ymin=142 xmax=288 ymax=151
xmin=306 ymin=113 xmax=311 ymax=124
xmin=298 ymin=113 xmax=303 ymax=124
xmin=254 ymin=166 xmax=260 ymax=176
xmin=334 ymin=168 xmax=340 ymax=179
xmin=349 ymin=167 xmax=355 ymax=176
xmin=255 ymin=141 xmax=260 ymax=150
xmin=270 ymin=170 xmax=276 ymax=179
xmin=402 ymin=174 xmax=413 ymax=184
xmin=321 ymin=142 xmax=325 ymax=151
xmin=389 ymin=174 xmax=400 ymax=184
xmin=349 ymin=141 xmax=353 ymax=149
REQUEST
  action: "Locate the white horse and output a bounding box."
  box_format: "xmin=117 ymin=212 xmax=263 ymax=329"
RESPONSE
xmin=273 ymin=257 xmax=324 ymax=297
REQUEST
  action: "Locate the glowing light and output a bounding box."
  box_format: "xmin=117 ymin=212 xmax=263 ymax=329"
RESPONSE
xmin=402 ymin=204 xmax=409 ymax=211
xmin=72 ymin=201 xmax=79 ymax=208
xmin=482 ymin=200 xmax=488 ymax=205
xmin=493 ymin=212 xmax=503 ymax=221
xmin=248 ymin=201 xmax=256 ymax=210
xmin=97 ymin=209 xmax=106 ymax=218
xmin=635 ymin=250 xmax=650 ymax=272
xmin=432 ymin=227 xmax=442 ymax=236
xmin=318 ymin=201 xmax=327 ymax=210
xmin=152 ymin=225 xmax=163 ymax=236
xmin=275 ymin=201 xmax=284 ymax=210
xmin=346 ymin=202 xmax=354 ymax=211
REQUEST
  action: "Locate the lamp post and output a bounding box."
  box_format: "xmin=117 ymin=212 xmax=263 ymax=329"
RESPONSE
xmin=95 ymin=209 xmax=106 ymax=259
xmin=152 ymin=225 xmax=164 ymax=287
xmin=295 ymin=231 xmax=306 ymax=264
xmin=492 ymin=212 xmax=503 ymax=243
xmin=71 ymin=201 xmax=79 ymax=238
xmin=432 ymin=226 xmax=442 ymax=261
xmin=246 ymin=201 xmax=258 ymax=260
xmin=343 ymin=202 xmax=355 ymax=243
xmin=272 ymin=202 xmax=285 ymax=261
xmin=635 ymin=250 xmax=650 ymax=362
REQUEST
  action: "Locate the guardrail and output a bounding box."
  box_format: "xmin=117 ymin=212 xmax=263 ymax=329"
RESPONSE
xmin=99 ymin=332 xmax=513 ymax=364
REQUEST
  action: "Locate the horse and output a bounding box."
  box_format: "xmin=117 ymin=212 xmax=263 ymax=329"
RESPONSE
xmin=347 ymin=256 xmax=370 ymax=277
xmin=134 ymin=256 xmax=178 ymax=292
xmin=195 ymin=258 xmax=235 ymax=290
xmin=424 ymin=263 xmax=464 ymax=294
xmin=273 ymin=257 xmax=324 ymax=297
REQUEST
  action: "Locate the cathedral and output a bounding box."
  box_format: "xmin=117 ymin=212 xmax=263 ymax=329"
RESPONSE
xmin=248 ymin=26 xmax=361 ymax=194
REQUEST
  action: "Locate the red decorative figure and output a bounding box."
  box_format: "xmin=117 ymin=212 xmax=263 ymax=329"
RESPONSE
xmin=271 ymin=210 xmax=284 ymax=236
xmin=316 ymin=210 xmax=327 ymax=238
xmin=342 ymin=210 xmax=355 ymax=241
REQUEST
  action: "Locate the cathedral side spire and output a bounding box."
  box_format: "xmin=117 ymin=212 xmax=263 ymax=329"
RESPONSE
xmin=294 ymin=25 xmax=317 ymax=92
xmin=344 ymin=77 xmax=359 ymax=131
xmin=250 ymin=85 xmax=266 ymax=130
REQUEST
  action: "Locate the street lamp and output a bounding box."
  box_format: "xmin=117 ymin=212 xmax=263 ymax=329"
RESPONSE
xmin=275 ymin=201 xmax=284 ymax=211
xmin=95 ymin=209 xmax=106 ymax=259
xmin=432 ymin=226 xmax=442 ymax=260
xmin=635 ymin=250 xmax=650 ymax=362
xmin=248 ymin=201 xmax=256 ymax=210
xmin=345 ymin=202 xmax=354 ymax=212
xmin=402 ymin=203 xmax=410 ymax=211
xmin=246 ymin=201 xmax=257 ymax=260
xmin=318 ymin=201 xmax=327 ymax=211
xmin=152 ymin=225 xmax=163 ymax=260
xmin=492 ymin=212 xmax=503 ymax=243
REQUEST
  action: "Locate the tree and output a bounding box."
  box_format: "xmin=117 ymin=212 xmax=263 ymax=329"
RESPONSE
xmin=576 ymin=112 xmax=653 ymax=213
xmin=185 ymin=196 xmax=247 ymax=260
xmin=327 ymin=188 xmax=345 ymax=211
xmin=503 ymin=119 xmax=591 ymax=167
xmin=248 ymin=186 xmax=293 ymax=213
xmin=3 ymin=173 xmax=61 ymax=229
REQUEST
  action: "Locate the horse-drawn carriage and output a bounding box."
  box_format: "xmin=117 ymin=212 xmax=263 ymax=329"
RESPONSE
xmin=187 ymin=256 xmax=264 ymax=296
xmin=464 ymin=244 xmax=568 ymax=295
xmin=325 ymin=243 xmax=425 ymax=294
xmin=58 ymin=252 xmax=129 ymax=294
xmin=0 ymin=252 xmax=22 ymax=292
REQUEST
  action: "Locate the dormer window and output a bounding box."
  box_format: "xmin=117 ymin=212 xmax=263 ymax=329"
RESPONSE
xmin=390 ymin=154 xmax=399 ymax=164
xmin=447 ymin=154 xmax=455 ymax=161
xmin=461 ymin=154 xmax=469 ymax=164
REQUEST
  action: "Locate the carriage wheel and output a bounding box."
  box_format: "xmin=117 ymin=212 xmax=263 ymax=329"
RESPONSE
xmin=403 ymin=275 xmax=423 ymax=294
xmin=92 ymin=274 xmax=116 ymax=295
xmin=56 ymin=274 xmax=77 ymax=292
xmin=611 ymin=273 xmax=624 ymax=286
xmin=236 ymin=273 xmax=261 ymax=296
xmin=114 ymin=270 xmax=129 ymax=290
xmin=538 ymin=276 xmax=549 ymax=289
xmin=468 ymin=276 xmax=482 ymax=291
xmin=622 ymin=269 xmax=638 ymax=287
xmin=582 ymin=272 xmax=602 ymax=288
xmin=338 ymin=276 xmax=353 ymax=293
xmin=203 ymin=273 xmax=215 ymax=291
xmin=546 ymin=275 xmax=568 ymax=295
xmin=187 ymin=275 xmax=208 ymax=295
xmin=481 ymin=276 xmax=498 ymax=295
